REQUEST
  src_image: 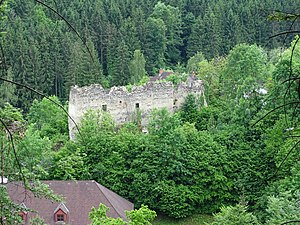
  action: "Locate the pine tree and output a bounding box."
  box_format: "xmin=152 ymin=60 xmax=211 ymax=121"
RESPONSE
xmin=66 ymin=37 xmax=103 ymax=90
xmin=120 ymin=17 xmax=141 ymax=56
xmin=129 ymin=50 xmax=146 ymax=84
xmin=0 ymin=68 xmax=17 ymax=106
xmin=109 ymin=39 xmax=130 ymax=86
xmin=201 ymin=7 xmax=221 ymax=59
xmin=181 ymin=12 xmax=195 ymax=62
xmin=186 ymin=16 xmax=204 ymax=59
xmin=151 ymin=2 xmax=183 ymax=65
xmin=143 ymin=17 xmax=166 ymax=75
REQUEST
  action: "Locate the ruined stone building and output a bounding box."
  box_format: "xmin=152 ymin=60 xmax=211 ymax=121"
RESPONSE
xmin=68 ymin=73 xmax=204 ymax=139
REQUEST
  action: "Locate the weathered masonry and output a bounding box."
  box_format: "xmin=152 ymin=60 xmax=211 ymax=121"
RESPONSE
xmin=68 ymin=76 xmax=204 ymax=139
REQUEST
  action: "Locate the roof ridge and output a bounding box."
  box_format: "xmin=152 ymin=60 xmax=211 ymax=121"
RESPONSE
xmin=93 ymin=181 xmax=124 ymax=218
xmin=54 ymin=202 xmax=69 ymax=214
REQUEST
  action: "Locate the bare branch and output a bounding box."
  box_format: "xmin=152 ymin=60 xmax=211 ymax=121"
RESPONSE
xmin=274 ymin=139 xmax=300 ymax=178
xmin=282 ymin=77 xmax=300 ymax=84
xmin=281 ymin=220 xmax=300 ymax=225
xmin=269 ymin=30 xmax=300 ymax=39
xmin=288 ymin=35 xmax=300 ymax=80
xmin=33 ymin=0 xmax=94 ymax=62
xmin=0 ymin=118 xmax=25 ymax=184
xmin=283 ymin=36 xmax=300 ymax=126
xmin=252 ymin=101 xmax=300 ymax=126
xmin=0 ymin=77 xmax=81 ymax=136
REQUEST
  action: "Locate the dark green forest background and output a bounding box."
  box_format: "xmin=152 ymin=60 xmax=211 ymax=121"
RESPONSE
xmin=1 ymin=0 xmax=299 ymax=110
xmin=1 ymin=0 xmax=300 ymax=224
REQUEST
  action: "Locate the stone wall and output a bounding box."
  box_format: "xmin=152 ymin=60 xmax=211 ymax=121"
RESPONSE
xmin=68 ymin=77 xmax=204 ymax=139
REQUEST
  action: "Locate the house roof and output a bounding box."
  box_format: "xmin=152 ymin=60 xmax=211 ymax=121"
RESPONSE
xmin=7 ymin=180 xmax=134 ymax=225
xmin=54 ymin=202 xmax=69 ymax=214
xmin=150 ymin=70 xmax=173 ymax=82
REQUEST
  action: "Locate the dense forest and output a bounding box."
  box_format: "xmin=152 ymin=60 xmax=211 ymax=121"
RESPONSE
xmin=1 ymin=0 xmax=300 ymax=224
xmin=1 ymin=0 xmax=300 ymax=110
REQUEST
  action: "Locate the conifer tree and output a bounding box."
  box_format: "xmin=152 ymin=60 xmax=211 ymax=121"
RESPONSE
xmin=120 ymin=17 xmax=141 ymax=56
xmin=151 ymin=2 xmax=183 ymax=64
xmin=109 ymin=40 xmax=130 ymax=86
xmin=186 ymin=16 xmax=204 ymax=59
xmin=129 ymin=50 xmax=146 ymax=84
xmin=0 ymin=68 xmax=17 ymax=106
xmin=143 ymin=17 xmax=166 ymax=75
xmin=66 ymin=38 xmax=103 ymax=90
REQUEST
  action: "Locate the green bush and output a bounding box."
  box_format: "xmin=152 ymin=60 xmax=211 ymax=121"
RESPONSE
xmin=209 ymin=204 xmax=260 ymax=225
xmin=265 ymin=192 xmax=300 ymax=225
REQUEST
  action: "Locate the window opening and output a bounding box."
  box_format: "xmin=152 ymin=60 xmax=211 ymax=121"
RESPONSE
xmin=173 ymin=99 xmax=178 ymax=105
xmin=135 ymin=103 xmax=140 ymax=109
xmin=102 ymin=104 xmax=107 ymax=111
xmin=57 ymin=214 xmax=65 ymax=222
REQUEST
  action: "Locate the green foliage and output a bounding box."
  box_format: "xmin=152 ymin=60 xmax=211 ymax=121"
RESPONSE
xmin=138 ymin=76 xmax=150 ymax=86
xmin=155 ymin=181 xmax=197 ymax=218
xmin=66 ymin=38 xmax=104 ymax=90
xmin=27 ymin=96 xmax=68 ymax=142
xmin=126 ymin=83 xmax=133 ymax=92
xmin=30 ymin=216 xmax=47 ymax=225
xmin=259 ymin=162 xmax=300 ymax=222
xmin=221 ymin=44 xmax=268 ymax=100
xmin=165 ymin=73 xmax=187 ymax=85
xmin=0 ymin=0 xmax=7 ymax=36
xmin=151 ymin=2 xmax=183 ymax=64
xmin=1 ymin=0 xmax=299 ymax=106
xmin=2 ymin=1 xmax=300 ymax=222
xmin=79 ymin=109 xmax=115 ymax=135
xmin=17 ymin=125 xmax=52 ymax=178
xmin=187 ymin=9 xmax=222 ymax=59
xmin=144 ymin=16 xmax=166 ymax=74
xmin=0 ymin=102 xmax=24 ymax=128
xmin=0 ymin=103 xmax=25 ymax=179
xmin=0 ymin=185 xmax=23 ymax=224
xmin=148 ymin=108 xmax=181 ymax=137
xmin=76 ymin=108 xmax=236 ymax=218
xmin=89 ymin=203 xmax=126 ymax=225
xmin=110 ymin=39 xmax=131 ymax=86
xmin=179 ymin=94 xmax=200 ymax=125
xmin=186 ymin=52 xmax=206 ymax=74
xmin=268 ymin=12 xmax=300 ymax=21
xmin=209 ymin=204 xmax=260 ymax=225
xmin=153 ymin=213 xmax=213 ymax=225
xmin=270 ymin=36 xmax=300 ymax=111
xmin=196 ymin=58 xmax=224 ymax=103
xmin=276 ymin=162 xmax=300 ymax=195
xmin=0 ymin=68 xmax=17 ymax=106
xmin=127 ymin=205 xmax=157 ymax=225
xmin=89 ymin=203 xmax=156 ymax=225
xmin=0 ymin=103 xmax=62 ymax=223
xmin=49 ymin=141 xmax=90 ymax=180
xmin=265 ymin=192 xmax=300 ymax=225
xmin=129 ymin=50 xmax=147 ymax=84
xmin=264 ymin=116 xmax=300 ymax=176
xmin=194 ymin=105 xmax=220 ymax=131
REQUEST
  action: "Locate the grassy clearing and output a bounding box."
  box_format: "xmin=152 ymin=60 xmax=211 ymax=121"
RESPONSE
xmin=153 ymin=213 xmax=214 ymax=225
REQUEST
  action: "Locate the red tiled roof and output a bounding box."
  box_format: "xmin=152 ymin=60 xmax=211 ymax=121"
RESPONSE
xmin=150 ymin=71 xmax=174 ymax=82
xmin=7 ymin=180 xmax=134 ymax=225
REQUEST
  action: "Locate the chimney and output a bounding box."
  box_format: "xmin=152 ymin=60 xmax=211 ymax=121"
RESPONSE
xmin=159 ymin=68 xmax=164 ymax=75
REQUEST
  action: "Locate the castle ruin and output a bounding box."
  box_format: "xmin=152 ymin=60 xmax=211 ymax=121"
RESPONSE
xmin=68 ymin=75 xmax=204 ymax=139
